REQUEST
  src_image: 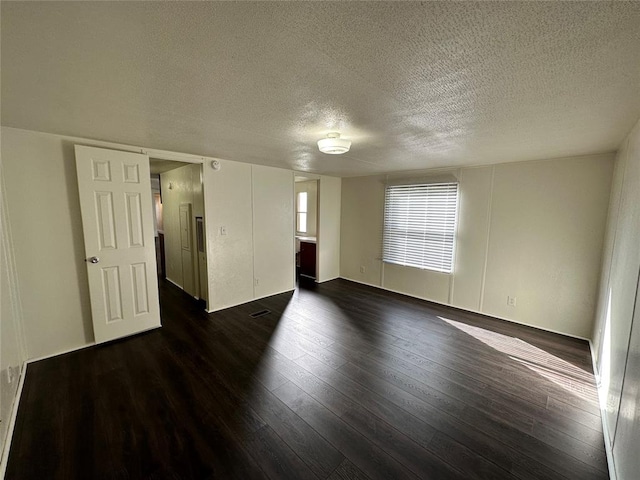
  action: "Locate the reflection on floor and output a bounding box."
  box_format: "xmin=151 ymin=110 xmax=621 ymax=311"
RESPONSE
xmin=7 ymin=279 xmax=608 ymax=479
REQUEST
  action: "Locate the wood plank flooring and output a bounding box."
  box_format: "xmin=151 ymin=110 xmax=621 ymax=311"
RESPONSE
xmin=6 ymin=278 xmax=609 ymax=479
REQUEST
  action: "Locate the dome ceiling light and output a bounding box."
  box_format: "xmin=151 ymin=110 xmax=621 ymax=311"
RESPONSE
xmin=317 ymin=132 xmax=351 ymax=155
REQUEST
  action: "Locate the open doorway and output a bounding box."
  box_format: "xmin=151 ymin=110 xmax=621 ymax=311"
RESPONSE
xmin=294 ymin=174 xmax=319 ymax=280
xmin=150 ymin=159 xmax=208 ymax=308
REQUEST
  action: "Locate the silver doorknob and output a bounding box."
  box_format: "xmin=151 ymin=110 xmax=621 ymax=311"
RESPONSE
xmin=88 ymin=256 xmax=100 ymax=264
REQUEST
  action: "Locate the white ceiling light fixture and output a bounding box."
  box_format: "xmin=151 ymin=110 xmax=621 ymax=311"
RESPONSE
xmin=317 ymin=132 xmax=351 ymax=155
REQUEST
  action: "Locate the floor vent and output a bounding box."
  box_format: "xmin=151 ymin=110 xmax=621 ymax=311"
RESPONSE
xmin=250 ymin=309 xmax=271 ymax=318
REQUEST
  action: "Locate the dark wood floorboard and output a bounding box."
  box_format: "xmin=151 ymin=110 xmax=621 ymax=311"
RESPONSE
xmin=6 ymin=278 xmax=608 ymax=479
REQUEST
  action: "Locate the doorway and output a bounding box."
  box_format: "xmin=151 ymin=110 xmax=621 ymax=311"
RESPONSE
xmin=294 ymin=175 xmax=319 ymax=280
xmin=150 ymin=159 xmax=208 ymax=307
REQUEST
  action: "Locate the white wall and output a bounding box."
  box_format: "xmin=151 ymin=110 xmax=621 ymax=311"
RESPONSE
xmin=0 ymin=127 xmax=300 ymax=359
xmin=203 ymin=160 xmax=296 ymax=311
xmin=482 ymin=158 xmax=612 ymax=335
xmin=203 ymin=160 xmax=254 ymax=311
xmin=341 ymin=154 xmax=614 ymax=339
xmin=1 ymin=128 xmax=95 ymax=359
xmin=160 ymin=163 xmax=205 ymax=298
xmin=0 ymin=162 xmax=28 ymax=471
xmin=592 ymin=116 xmax=640 ymax=480
xmin=253 ymin=165 xmax=295 ymax=299
xmin=317 ymin=175 xmax=341 ymax=283
xmin=295 ymin=180 xmax=318 ymax=236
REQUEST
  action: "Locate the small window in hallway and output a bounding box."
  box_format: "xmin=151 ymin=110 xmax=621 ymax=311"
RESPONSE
xmin=297 ymin=191 xmax=308 ymax=233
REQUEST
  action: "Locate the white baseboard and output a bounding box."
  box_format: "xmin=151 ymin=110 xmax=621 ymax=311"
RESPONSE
xmin=165 ymin=277 xmax=183 ymax=290
xmin=0 ymin=361 xmax=27 ymax=479
xmin=26 ymin=342 xmax=96 ymax=364
xmin=588 ymin=340 xmax=617 ymax=480
xmin=316 ymin=275 xmax=340 ymax=284
xmin=206 ymin=287 xmax=295 ymax=314
xmin=337 ymin=277 xmax=382 ymax=290
xmin=253 ymin=288 xmax=295 ymax=303
xmin=339 ymin=276 xmax=590 ymax=341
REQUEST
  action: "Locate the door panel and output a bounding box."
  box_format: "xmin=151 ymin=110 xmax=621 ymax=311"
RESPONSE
xmin=96 ymin=192 xmax=117 ymax=249
xmin=101 ymin=266 xmax=123 ymax=322
xmin=125 ymin=192 xmax=144 ymax=247
xmin=76 ymin=145 xmax=160 ymax=343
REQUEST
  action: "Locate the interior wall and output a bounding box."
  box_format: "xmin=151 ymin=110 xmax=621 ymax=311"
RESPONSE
xmin=592 ymin=116 xmax=640 ymax=480
xmin=482 ymin=158 xmax=612 ymax=335
xmin=317 ymin=175 xmax=342 ymax=283
xmin=0 ymin=163 xmax=28 ymax=468
xmin=252 ymin=165 xmax=295 ymax=299
xmin=0 ymin=127 xmax=302 ymax=359
xmin=160 ymin=163 xmax=205 ymax=299
xmin=203 ymin=160 xmax=254 ymax=310
xmin=203 ymin=160 xmax=296 ymax=311
xmin=341 ymin=153 xmax=614 ymax=339
xmin=1 ymin=127 xmax=94 ymax=359
xmin=295 ymin=180 xmax=318 ymax=236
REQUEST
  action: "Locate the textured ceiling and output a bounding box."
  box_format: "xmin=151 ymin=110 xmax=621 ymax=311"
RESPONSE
xmin=2 ymin=2 xmax=640 ymax=177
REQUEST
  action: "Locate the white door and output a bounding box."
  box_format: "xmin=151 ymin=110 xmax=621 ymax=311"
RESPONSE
xmin=75 ymin=145 xmax=161 ymax=343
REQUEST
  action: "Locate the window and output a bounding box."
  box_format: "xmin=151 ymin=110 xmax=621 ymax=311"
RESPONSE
xmin=296 ymin=191 xmax=308 ymax=233
xmin=383 ymin=182 xmax=459 ymax=273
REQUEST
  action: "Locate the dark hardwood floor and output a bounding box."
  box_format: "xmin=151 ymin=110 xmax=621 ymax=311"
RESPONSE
xmin=6 ymin=278 xmax=608 ymax=479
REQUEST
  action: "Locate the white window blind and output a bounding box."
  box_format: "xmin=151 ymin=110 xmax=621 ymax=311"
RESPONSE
xmin=383 ymin=182 xmax=459 ymax=273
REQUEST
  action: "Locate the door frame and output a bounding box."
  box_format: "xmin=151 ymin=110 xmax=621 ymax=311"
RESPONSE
xmin=75 ymin=145 xmax=161 ymax=343
xmin=147 ymin=154 xmax=209 ymax=310
xmin=75 ymin=142 xmax=212 ymax=312
xmin=294 ymin=173 xmax=320 ymax=282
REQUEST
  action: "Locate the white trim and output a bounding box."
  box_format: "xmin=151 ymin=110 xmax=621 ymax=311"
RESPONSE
xmin=165 ymin=277 xmax=183 ymax=290
xmin=26 ymin=342 xmax=96 ymax=364
xmin=316 ymin=275 xmax=340 ymax=284
xmin=253 ymin=288 xmax=295 ymax=302
xmin=0 ymin=361 xmax=28 ymax=479
xmin=26 ymin=325 xmax=162 ymax=365
xmin=589 ymin=340 xmax=617 ymax=480
xmin=27 ymin=325 xmax=162 ymax=365
xmin=339 ymin=276 xmax=590 ymax=341
xmin=140 ymin=148 xmax=204 ymax=164
xmin=206 ymin=288 xmax=296 ymax=314
xmin=338 ymin=277 xmax=381 ymax=290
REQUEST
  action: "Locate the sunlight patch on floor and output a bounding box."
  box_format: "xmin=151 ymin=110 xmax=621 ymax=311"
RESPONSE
xmin=439 ymin=317 xmax=599 ymax=405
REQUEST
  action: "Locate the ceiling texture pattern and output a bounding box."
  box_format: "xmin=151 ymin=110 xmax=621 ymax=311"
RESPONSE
xmin=2 ymin=1 xmax=640 ymax=176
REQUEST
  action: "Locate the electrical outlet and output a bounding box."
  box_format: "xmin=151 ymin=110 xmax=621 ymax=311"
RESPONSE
xmin=360 ymin=266 xmax=366 ymax=273
xmin=507 ymin=296 xmax=517 ymax=307
xmin=220 ymin=226 xmax=227 ymax=236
